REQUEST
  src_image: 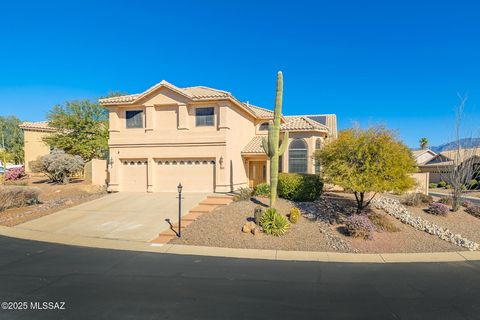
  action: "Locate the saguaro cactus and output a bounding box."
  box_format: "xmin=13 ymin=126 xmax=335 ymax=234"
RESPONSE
xmin=262 ymin=71 xmax=289 ymax=208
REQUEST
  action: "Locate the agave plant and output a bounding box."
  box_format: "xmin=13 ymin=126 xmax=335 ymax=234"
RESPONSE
xmin=260 ymin=208 xmax=290 ymax=236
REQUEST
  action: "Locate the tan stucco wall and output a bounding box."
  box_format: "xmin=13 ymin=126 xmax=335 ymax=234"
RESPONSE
xmin=23 ymin=130 xmax=52 ymax=172
xmin=84 ymin=159 xmax=108 ymax=186
xmin=409 ymin=172 xmax=430 ymax=195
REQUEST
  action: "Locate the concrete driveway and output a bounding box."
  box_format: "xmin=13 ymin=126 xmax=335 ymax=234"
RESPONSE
xmin=15 ymin=192 xmax=209 ymax=242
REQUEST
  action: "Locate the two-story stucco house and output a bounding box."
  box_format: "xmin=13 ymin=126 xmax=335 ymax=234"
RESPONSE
xmin=99 ymin=80 xmax=337 ymax=193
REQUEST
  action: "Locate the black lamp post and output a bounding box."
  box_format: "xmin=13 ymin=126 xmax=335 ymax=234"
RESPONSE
xmin=177 ymin=183 xmax=183 ymax=237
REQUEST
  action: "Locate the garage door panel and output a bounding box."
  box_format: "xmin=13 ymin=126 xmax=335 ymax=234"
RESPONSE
xmin=121 ymin=159 xmax=147 ymax=192
xmin=155 ymin=159 xmax=214 ymax=192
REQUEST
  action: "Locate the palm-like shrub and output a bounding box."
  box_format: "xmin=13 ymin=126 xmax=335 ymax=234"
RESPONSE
xmin=260 ymin=208 xmax=289 ymax=236
xmin=427 ymin=202 xmax=449 ymax=216
xmin=345 ymin=214 xmax=374 ymax=240
xmin=30 ymin=149 xmax=84 ymax=183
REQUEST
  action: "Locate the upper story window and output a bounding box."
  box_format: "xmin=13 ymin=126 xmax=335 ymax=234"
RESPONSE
xmin=259 ymin=122 xmax=269 ymax=131
xmin=195 ymin=107 xmax=214 ymax=126
xmin=126 ymin=110 xmax=143 ymax=128
xmin=288 ymin=139 xmax=308 ymax=173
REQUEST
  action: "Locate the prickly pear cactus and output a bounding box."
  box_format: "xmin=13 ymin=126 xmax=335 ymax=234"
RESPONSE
xmin=262 ymin=72 xmax=289 ymax=207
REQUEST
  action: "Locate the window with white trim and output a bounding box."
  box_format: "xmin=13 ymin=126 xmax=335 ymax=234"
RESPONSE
xmin=288 ymin=139 xmax=308 ymax=173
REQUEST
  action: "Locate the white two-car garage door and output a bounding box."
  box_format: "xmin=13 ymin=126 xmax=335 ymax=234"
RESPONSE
xmin=120 ymin=159 xmax=148 ymax=192
xmin=155 ymin=159 xmax=215 ymax=192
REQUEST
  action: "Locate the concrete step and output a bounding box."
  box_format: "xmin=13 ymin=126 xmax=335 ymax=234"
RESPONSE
xmin=150 ymin=235 xmax=175 ymax=244
xmin=182 ymin=211 xmax=204 ymax=221
xmin=189 ymin=205 xmax=216 ymax=213
xmin=172 ymin=220 xmax=194 ymax=228
xmin=158 ymin=228 xmax=178 ymax=237
xmin=201 ymin=198 xmax=232 ymax=206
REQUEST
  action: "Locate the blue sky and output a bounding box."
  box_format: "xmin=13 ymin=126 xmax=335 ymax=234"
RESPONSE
xmin=0 ymin=0 xmax=479 ymax=148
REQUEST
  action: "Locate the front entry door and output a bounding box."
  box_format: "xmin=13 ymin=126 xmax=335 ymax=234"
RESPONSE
xmin=249 ymin=161 xmax=266 ymax=187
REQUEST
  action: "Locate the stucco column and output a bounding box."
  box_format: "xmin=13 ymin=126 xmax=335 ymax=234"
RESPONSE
xmin=108 ymin=108 xmax=120 ymax=133
xmin=218 ymin=102 xmax=230 ymax=130
xmin=108 ymin=152 xmax=120 ymax=192
xmin=177 ymin=103 xmax=189 ymax=130
xmin=145 ymin=105 xmax=155 ymax=132
xmin=147 ymin=158 xmax=154 ymax=192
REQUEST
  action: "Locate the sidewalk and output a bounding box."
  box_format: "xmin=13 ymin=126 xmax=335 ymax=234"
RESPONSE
xmin=1 ymin=225 xmax=479 ymax=263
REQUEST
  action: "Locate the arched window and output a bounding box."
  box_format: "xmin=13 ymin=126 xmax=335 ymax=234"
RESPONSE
xmin=288 ymin=139 xmax=308 ymax=173
xmin=315 ymin=138 xmax=322 ymax=173
xmin=259 ymin=122 xmax=269 ymax=131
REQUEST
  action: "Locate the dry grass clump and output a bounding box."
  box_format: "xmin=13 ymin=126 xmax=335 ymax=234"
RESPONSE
xmin=368 ymin=212 xmax=400 ymax=232
xmin=0 ymin=186 xmax=40 ymax=211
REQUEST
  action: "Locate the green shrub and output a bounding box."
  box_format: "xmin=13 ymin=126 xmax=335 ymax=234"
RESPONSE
xmin=438 ymin=181 xmax=447 ymax=188
xmin=260 ymin=208 xmax=290 ymax=236
xmin=278 ymin=173 xmax=323 ymax=202
xmin=0 ymin=186 xmax=40 ymax=211
xmin=445 ymin=184 xmax=452 ymax=189
xmin=253 ymin=206 xmax=264 ymax=225
xmin=289 ymin=207 xmax=300 ymax=224
xmin=253 ymin=183 xmax=270 ymax=197
xmin=233 ymin=188 xmax=253 ymax=201
xmin=429 ymin=183 xmax=438 ymax=189
xmin=402 ymin=193 xmax=433 ymax=206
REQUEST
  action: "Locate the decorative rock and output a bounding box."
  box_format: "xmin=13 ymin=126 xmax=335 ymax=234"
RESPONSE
xmin=372 ymin=197 xmax=479 ymax=251
xmin=242 ymin=223 xmax=251 ymax=233
xmin=251 ymin=227 xmax=260 ymax=235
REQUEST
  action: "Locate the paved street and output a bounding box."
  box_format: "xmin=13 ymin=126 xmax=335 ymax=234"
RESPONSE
xmin=0 ymin=236 xmax=479 ymax=319
xmin=15 ymin=192 xmax=208 ymax=242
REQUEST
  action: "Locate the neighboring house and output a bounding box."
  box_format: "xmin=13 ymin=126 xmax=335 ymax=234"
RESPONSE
xmin=418 ymin=148 xmax=480 ymax=183
xmin=99 ymin=80 xmax=337 ymax=193
xmin=19 ymin=121 xmax=56 ymax=173
xmin=412 ymin=149 xmax=437 ymax=165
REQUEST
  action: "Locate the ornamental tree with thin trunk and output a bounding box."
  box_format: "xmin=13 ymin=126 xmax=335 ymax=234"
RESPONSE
xmin=262 ymin=72 xmax=289 ymax=208
xmin=315 ymin=126 xmax=416 ymax=212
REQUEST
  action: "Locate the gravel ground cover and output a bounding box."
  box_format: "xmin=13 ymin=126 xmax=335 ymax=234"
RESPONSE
xmin=170 ymin=192 xmax=462 ymax=253
xmin=0 ymin=176 xmax=106 ymax=226
xmin=407 ymin=204 xmax=480 ymax=244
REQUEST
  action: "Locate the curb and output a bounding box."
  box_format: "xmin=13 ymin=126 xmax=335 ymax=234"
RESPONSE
xmin=1 ymin=225 xmax=479 ymax=263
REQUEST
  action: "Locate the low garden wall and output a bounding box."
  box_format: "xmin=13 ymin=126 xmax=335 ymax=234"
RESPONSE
xmin=409 ymin=172 xmax=429 ymax=195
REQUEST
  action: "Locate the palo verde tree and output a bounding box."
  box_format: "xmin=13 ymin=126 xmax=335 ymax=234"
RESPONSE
xmin=262 ymin=71 xmax=289 ymax=208
xmin=315 ymin=126 xmax=416 ymax=212
xmin=43 ymin=99 xmax=108 ymax=161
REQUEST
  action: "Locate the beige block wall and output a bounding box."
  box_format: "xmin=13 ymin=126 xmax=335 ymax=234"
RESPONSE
xmin=23 ymin=130 xmax=52 ymax=172
xmin=409 ymin=172 xmax=430 ymax=195
xmin=84 ymin=159 xmax=108 ymax=186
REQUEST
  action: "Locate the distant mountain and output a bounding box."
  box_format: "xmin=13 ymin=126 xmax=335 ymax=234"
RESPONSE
xmin=429 ymin=138 xmax=480 ymax=153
